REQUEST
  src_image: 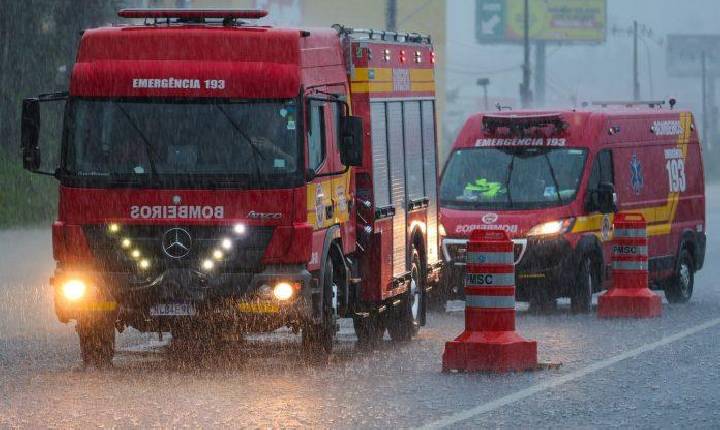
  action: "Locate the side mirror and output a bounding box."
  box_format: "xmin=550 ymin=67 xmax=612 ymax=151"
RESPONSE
xmin=21 ymin=98 xmax=41 ymax=171
xmin=589 ymin=182 xmax=617 ymax=213
xmin=339 ymin=115 xmax=363 ymax=167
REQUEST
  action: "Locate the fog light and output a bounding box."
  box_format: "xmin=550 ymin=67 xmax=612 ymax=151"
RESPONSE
xmin=139 ymin=259 xmax=150 ymax=270
xmin=202 ymin=259 xmax=214 ymax=271
xmin=131 ymin=249 xmax=141 ymax=259
xmin=233 ymin=223 xmax=247 ymax=235
xmin=121 ymin=238 xmax=131 ymax=249
xmin=273 ymin=282 xmax=294 ymax=301
xmin=212 ymin=249 xmax=224 ymax=260
xmin=221 ymin=238 xmax=232 ymax=250
xmin=108 ymin=223 xmax=120 ymax=233
xmin=62 ymin=279 xmax=86 ymax=301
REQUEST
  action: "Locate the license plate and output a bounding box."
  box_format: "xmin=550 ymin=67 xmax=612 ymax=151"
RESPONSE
xmin=150 ymin=303 xmax=196 ymax=316
xmin=237 ymin=302 xmax=280 ymax=314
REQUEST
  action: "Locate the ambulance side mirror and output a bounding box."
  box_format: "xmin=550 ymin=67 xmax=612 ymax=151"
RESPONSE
xmin=588 ymin=182 xmax=617 ymax=213
xmin=21 ymin=98 xmax=42 ymax=171
xmin=339 ymin=115 xmax=363 ymax=167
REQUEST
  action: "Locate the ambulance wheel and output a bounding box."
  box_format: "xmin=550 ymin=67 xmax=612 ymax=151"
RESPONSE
xmin=77 ymin=317 xmax=115 ymax=368
xmin=528 ymin=290 xmax=556 ymax=314
xmin=387 ymin=250 xmax=424 ymax=342
xmin=353 ymin=313 xmax=384 ymax=350
xmin=665 ymin=248 xmax=694 ymax=303
xmin=302 ymin=258 xmax=337 ymax=361
xmin=571 ymin=256 xmax=595 ymax=314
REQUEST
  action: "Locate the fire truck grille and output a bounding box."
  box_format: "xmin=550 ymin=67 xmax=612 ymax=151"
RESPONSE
xmin=83 ymin=225 xmax=274 ymax=274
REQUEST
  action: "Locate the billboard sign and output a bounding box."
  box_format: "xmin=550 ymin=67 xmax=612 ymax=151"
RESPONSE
xmin=476 ymin=0 xmax=606 ymax=43
xmin=666 ymin=34 xmax=720 ymax=78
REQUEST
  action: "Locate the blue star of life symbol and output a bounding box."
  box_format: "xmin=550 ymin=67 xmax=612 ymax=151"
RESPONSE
xmin=631 ymin=153 xmax=643 ymax=195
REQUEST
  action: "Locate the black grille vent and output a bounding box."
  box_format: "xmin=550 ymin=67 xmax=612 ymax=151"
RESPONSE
xmin=83 ymin=224 xmax=274 ymax=274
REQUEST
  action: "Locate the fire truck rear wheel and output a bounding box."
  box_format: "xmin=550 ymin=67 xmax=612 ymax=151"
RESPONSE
xmin=353 ymin=313 xmax=384 ymax=350
xmin=665 ymin=247 xmax=694 ymax=303
xmin=387 ymin=249 xmax=424 ymax=342
xmin=571 ymin=256 xmax=595 ymax=314
xmin=76 ymin=318 xmax=115 ymax=368
xmin=302 ymin=257 xmax=337 ymax=360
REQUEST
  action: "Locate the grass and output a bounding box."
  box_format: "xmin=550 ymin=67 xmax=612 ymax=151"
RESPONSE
xmin=0 ymin=150 xmax=57 ymax=228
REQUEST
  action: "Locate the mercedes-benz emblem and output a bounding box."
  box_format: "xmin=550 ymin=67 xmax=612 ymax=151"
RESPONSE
xmin=162 ymin=228 xmax=192 ymax=259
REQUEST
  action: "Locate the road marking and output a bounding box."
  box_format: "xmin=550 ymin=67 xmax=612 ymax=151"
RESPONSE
xmin=419 ymin=317 xmax=720 ymax=429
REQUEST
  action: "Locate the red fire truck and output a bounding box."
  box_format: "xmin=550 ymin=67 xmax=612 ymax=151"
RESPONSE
xmin=20 ymin=9 xmax=441 ymax=366
xmin=438 ymin=103 xmax=705 ymax=312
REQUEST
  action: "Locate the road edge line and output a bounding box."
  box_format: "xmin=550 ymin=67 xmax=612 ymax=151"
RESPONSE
xmin=419 ymin=317 xmax=720 ymax=429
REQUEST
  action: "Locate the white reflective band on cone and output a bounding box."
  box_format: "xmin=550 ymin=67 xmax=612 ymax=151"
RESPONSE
xmin=466 ymin=251 xmax=514 ymax=265
xmin=465 ymin=272 xmax=515 ymax=287
xmin=612 ymin=246 xmax=648 ymax=256
xmin=612 ymin=260 xmax=648 ymax=270
xmin=614 ymin=228 xmax=647 ymax=238
xmin=466 ymin=295 xmax=516 ymax=309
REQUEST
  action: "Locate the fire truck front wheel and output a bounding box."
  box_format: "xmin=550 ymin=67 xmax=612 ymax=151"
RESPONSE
xmin=387 ymin=249 xmax=425 ymax=342
xmin=302 ymin=257 xmax=338 ymax=360
xmin=76 ymin=317 xmax=115 ymax=368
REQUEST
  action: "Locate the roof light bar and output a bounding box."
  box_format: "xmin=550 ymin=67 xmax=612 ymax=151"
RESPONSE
xmin=118 ymin=8 xmax=268 ymax=20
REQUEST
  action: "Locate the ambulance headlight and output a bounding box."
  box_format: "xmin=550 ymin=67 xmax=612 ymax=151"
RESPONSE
xmin=61 ymin=279 xmax=87 ymax=301
xmin=527 ymin=218 xmax=575 ymax=237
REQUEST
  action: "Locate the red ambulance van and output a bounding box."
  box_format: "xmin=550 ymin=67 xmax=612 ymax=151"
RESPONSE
xmin=437 ymin=104 xmax=706 ymax=312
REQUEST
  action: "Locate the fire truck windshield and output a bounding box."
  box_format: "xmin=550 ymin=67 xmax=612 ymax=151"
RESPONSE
xmin=440 ymin=146 xmax=587 ymax=210
xmin=63 ymin=98 xmax=302 ymax=188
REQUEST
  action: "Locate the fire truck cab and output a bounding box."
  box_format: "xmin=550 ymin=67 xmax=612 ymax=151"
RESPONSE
xmin=438 ymin=104 xmax=705 ymax=312
xmin=20 ymin=9 xmax=441 ymax=366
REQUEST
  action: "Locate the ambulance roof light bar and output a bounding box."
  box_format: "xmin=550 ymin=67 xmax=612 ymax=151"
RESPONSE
xmin=587 ymin=100 xmax=667 ymax=109
xmin=482 ymin=113 xmax=567 ymax=134
xmin=118 ymin=8 xmax=268 ymax=24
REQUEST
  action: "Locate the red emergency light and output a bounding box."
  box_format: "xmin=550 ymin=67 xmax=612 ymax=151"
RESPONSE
xmin=118 ymin=9 xmax=268 ymax=20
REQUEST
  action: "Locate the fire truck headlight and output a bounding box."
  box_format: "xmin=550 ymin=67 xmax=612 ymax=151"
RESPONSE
xmin=108 ymin=223 xmax=120 ymax=234
xmin=439 ymin=223 xmax=447 ymax=237
xmin=221 ymin=238 xmax=232 ymax=250
xmin=201 ymin=259 xmax=214 ymax=271
xmin=527 ymin=218 xmax=575 ymax=237
xmin=233 ymin=223 xmax=247 ymax=235
xmin=272 ymin=282 xmax=294 ymax=301
xmin=61 ymin=279 xmax=87 ymax=301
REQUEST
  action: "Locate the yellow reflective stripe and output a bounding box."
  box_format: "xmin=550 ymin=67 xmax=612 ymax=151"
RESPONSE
xmin=409 ymin=68 xmax=434 ymax=81
xmin=574 ymin=113 xmax=694 ymax=238
xmin=411 ymin=81 xmax=436 ymax=92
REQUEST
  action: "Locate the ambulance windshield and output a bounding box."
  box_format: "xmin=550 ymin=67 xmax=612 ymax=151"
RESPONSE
xmin=63 ymin=98 xmax=301 ymax=188
xmin=440 ymin=146 xmax=587 ymax=209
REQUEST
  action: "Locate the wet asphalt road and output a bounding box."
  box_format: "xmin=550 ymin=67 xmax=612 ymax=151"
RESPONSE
xmin=1 ymin=187 xmax=719 ymax=428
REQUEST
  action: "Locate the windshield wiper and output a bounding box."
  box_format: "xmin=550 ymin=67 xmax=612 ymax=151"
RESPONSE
xmin=504 ymin=153 xmax=515 ymax=207
xmin=114 ymin=103 xmax=159 ymax=179
xmin=543 ymin=152 xmax=563 ymax=204
xmin=214 ymin=104 xmax=264 ymax=180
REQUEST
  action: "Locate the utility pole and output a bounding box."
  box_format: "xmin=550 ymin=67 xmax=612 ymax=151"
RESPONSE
xmin=633 ymin=20 xmax=640 ymax=101
xmin=702 ymin=51 xmax=708 ymax=144
xmin=477 ymin=78 xmax=490 ymax=111
xmin=535 ymin=41 xmax=546 ymax=107
xmin=520 ymin=0 xmax=532 ymax=107
xmin=386 ymin=0 xmax=397 ymax=32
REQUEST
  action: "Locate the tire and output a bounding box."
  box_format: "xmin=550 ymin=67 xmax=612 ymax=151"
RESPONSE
xmin=528 ymin=289 xmax=556 ymax=314
xmin=353 ymin=313 xmax=384 ymax=350
xmin=665 ymin=248 xmax=694 ymax=303
xmin=426 ymin=280 xmax=448 ymax=313
xmin=302 ymin=257 xmax=337 ymax=360
xmin=387 ymin=249 xmax=425 ymax=342
xmin=571 ymin=256 xmax=595 ymax=314
xmin=77 ymin=318 xmax=115 ymax=368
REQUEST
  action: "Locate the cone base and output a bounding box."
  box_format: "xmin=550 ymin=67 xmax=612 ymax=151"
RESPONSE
xmin=597 ymin=288 xmax=662 ymax=318
xmin=442 ymin=330 xmax=537 ymax=373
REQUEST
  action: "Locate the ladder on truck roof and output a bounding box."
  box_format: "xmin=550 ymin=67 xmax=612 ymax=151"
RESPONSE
xmin=332 ymin=24 xmax=431 ymax=45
